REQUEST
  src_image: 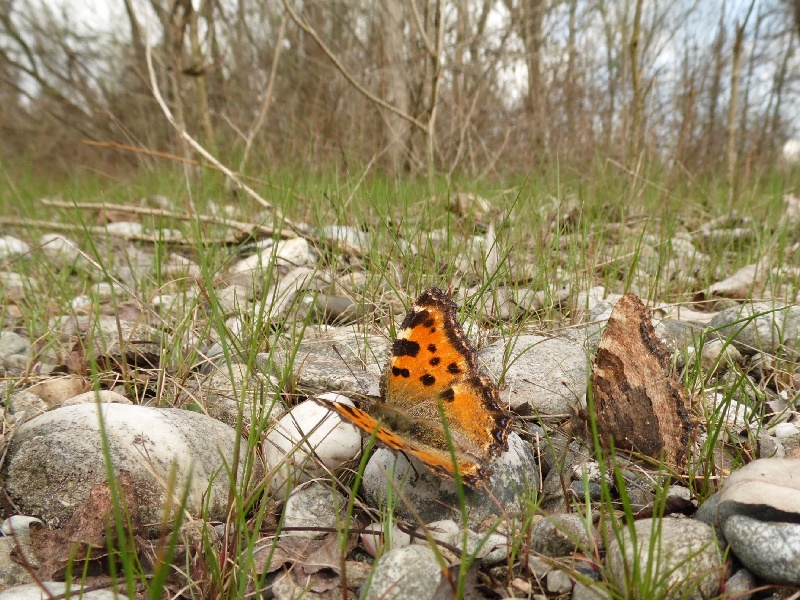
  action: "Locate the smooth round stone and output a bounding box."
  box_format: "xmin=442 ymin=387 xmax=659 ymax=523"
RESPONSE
xmin=0 ymin=331 xmax=29 ymax=357
xmin=282 ymin=482 xmax=345 ymax=539
xmin=606 ymin=518 xmax=723 ymax=600
xmin=479 ymin=335 xmax=587 ymax=414
xmin=362 ymin=522 xmax=412 ymax=557
xmin=104 ymin=222 xmax=143 ymax=236
xmin=2 ymin=403 xmax=253 ymax=529
xmin=0 ymin=236 xmax=30 ymax=260
xmin=0 ymin=516 xmax=42 ymax=536
xmin=531 ymin=513 xmax=591 ymax=557
xmin=362 ymin=432 xmax=539 ymax=526
xmin=263 ymin=393 xmax=362 ymax=499
xmin=722 ymin=515 xmax=800 ymax=585
xmin=61 ymin=390 xmax=132 ymax=406
xmin=412 ymin=519 xmax=460 ymax=548
xmin=363 ymin=545 xmax=441 ymax=600
xmin=464 ymin=530 xmax=508 ymax=565
xmin=0 ymin=583 xmax=117 ymax=599
xmin=708 ymin=302 xmax=800 ymax=355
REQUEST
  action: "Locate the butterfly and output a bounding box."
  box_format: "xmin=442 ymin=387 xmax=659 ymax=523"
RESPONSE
xmin=314 ymin=287 xmax=510 ymax=486
xmin=587 ymin=293 xmax=693 ymax=467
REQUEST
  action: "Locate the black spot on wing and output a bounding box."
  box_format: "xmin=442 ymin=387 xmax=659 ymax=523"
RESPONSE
xmin=392 ymin=366 xmax=410 ymax=378
xmin=440 ymin=388 xmax=455 ymax=402
xmin=403 ymin=308 xmax=430 ymax=330
xmin=420 ymin=374 xmax=436 ymax=386
xmin=447 ymin=362 xmax=461 ymax=374
xmin=429 ymin=357 xmax=440 ymax=366
xmin=427 ymin=344 xmax=437 ymax=353
xmin=393 ymin=339 xmax=420 ymax=358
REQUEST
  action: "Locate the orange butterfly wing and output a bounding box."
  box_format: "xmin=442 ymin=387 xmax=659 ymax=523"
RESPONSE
xmin=315 ymin=288 xmax=510 ymax=486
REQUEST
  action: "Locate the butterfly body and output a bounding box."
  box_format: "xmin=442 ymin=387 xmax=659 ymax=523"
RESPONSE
xmin=315 ymin=288 xmax=510 ymax=486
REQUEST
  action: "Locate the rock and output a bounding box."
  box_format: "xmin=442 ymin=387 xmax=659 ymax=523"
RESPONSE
xmin=546 ymin=569 xmax=573 ymax=594
xmin=60 ymin=390 xmax=132 ymax=406
xmin=317 ymin=226 xmax=371 ymax=252
xmin=0 ymin=331 xmax=29 ymax=357
xmin=105 ymin=221 xmax=144 ymax=236
xmin=39 ymin=234 xmax=86 ymax=269
xmin=722 ymin=516 xmax=800 ymax=586
xmin=231 ymin=237 xmax=315 ymax=274
xmin=0 ymin=583 xmax=117 ymax=599
xmin=773 ymin=422 xmax=800 ymax=449
xmin=3 ymin=403 xmax=254 ymax=529
xmin=0 ymin=516 xmax=43 ymax=536
xmin=275 ymin=237 xmax=315 ymax=267
xmin=531 ymin=513 xmax=591 ymax=557
xmin=195 ymin=363 xmax=283 ymax=429
xmin=264 ymin=393 xmax=363 ymax=499
xmin=216 ymin=284 xmax=251 ymax=315
xmin=724 ymin=568 xmax=756 ymax=600
xmin=479 ymin=335 xmax=587 ymax=414
xmin=26 ymin=376 xmax=86 ymax=408
xmin=0 ymin=537 xmax=34 ymax=590
xmin=6 ymin=392 xmax=49 ymax=423
xmin=282 ymin=482 xmax=345 ymax=539
xmin=0 ymin=236 xmax=30 ymax=260
xmin=362 ymin=522 xmax=412 ymax=557
xmin=706 ymin=264 xmax=764 ymax=299
xmin=250 ymin=266 xmax=318 ymax=321
xmin=699 ymin=339 xmax=742 ymax=375
xmin=708 ymin=302 xmax=800 ymax=355
xmin=412 ymin=519 xmax=460 ymax=548
xmin=263 ymin=329 xmax=386 ymax=396
xmin=311 ymin=293 xmax=376 ymax=325
xmin=362 ymin=433 xmax=539 ymax=525
xmin=716 ymin=458 xmax=800 ymax=585
xmin=572 ymin=581 xmax=612 ymax=600
xmin=0 ymin=517 xmax=42 ymax=589
xmin=87 ymin=317 xmax=161 ymax=366
xmin=0 ymin=272 xmax=32 ymax=303
xmin=363 ymin=545 xmax=441 ymax=600
xmin=464 ymin=530 xmax=508 ymax=565
xmin=605 ymin=518 xmax=723 ymax=600
xmin=160 ymin=253 xmax=200 ymax=279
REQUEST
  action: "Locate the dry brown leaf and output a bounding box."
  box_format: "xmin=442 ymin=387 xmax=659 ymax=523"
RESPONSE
xmin=25 ymin=471 xmax=141 ymax=580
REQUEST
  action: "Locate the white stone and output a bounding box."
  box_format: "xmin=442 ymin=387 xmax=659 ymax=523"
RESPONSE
xmin=774 ymin=422 xmax=800 ymax=440
xmin=263 ymin=393 xmax=362 ymax=499
xmin=0 ymin=583 xmax=117 ymax=599
xmin=412 ymin=519 xmax=460 ymax=548
xmin=104 ymin=222 xmax=143 ymax=236
xmin=0 ymin=516 xmax=42 ymax=536
xmin=783 ymin=139 xmax=800 ymax=165
xmin=39 ymin=234 xmax=85 ymax=267
xmin=230 ymin=237 xmax=315 ymax=274
xmin=275 ymin=237 xmax=315 ymax=267
xmin=282 ymin=482 xmax=346 ymax=539
xmin=60 ymin=390 xmax=132 ymax=406
xmin=362 ymin=522 xmax=412 ymax=557
xmin=0 ymin=236 xmax=30 ymax=261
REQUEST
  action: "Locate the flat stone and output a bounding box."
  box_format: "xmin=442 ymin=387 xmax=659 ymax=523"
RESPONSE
xmin=479 ymin=335 xmax=587 ymax=414
xmin=606 ymin=518 xmax=723 ymax=600
xmin=363 ymin=545 xmax=441 ymax=600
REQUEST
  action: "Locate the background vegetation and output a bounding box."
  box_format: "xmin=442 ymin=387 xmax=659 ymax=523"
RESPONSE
xmin=1 ymin=0 xmax=800 ymax=190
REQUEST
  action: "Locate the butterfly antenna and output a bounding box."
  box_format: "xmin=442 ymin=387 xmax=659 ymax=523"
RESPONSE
xmin=331 ymin=343 xmax=370 ymax=395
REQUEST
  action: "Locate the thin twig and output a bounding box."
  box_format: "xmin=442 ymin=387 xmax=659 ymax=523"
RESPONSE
xmin=240 ymin=14 xmax=287 ymax=172
xmin=39 ymin=199 xmax=288 ymax=239
xmin=281 ymin=0 xmax=426 ymax=132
